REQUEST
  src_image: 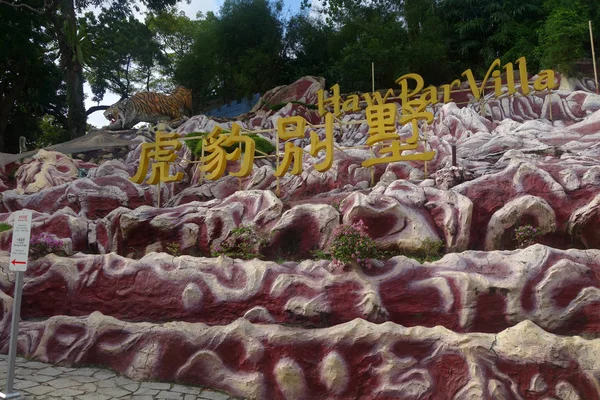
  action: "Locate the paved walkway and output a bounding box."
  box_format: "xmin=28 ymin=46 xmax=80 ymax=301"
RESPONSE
xmin=0 ymin=355 xmax=241 ymax=399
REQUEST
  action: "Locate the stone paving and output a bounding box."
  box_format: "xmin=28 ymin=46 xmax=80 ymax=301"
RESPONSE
xmin=0 ymin=355 xmax=242 ymax=400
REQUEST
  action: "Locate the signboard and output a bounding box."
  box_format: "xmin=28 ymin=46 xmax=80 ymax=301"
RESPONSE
xmin=129 ymin=56 xmax=557 ymax=186
xmin=1 ymin=209 xmax=32 ymax=399
xmin=9 ymin=210 xmax=32 ymax=271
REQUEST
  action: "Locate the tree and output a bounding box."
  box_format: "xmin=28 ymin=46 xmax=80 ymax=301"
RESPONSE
xmin=0 ymin=0 xmax=182 ymax=140
xmin=0 ymin=4 xmax=67 ymax=152
xmin=296 ymin=0 xmax=410 ymax=91
xmin=217 ymin=0 xmax=286 ymax=99
xmin=536 ymin=0 xmax=590 ymax=76
xmin=146 ymin=8 xmax=198 ymax=79
xmin=84 ymin=10 xmax=167 ymax=102
xmin=174 ymin=12 xmax=220 ymax=111
xmin=402 ymin=0 xmax=456 ymax=84
xmin=330 ymin=7 xmax=409 ymax=91
xmin=284 ymin=14 xmax=338 ymax=83
xmin=175 ymin=0 xmax=287 ymax=111
xmin=441 ymin=0 xmax=543 ymax=74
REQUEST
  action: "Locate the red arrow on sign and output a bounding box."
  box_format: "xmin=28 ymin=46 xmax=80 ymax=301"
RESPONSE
xmin=11 ymin=259 xmax=26 ymax=266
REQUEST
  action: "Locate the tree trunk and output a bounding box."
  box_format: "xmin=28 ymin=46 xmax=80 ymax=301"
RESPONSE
xmin=65 ymin=62 xmax=87 ymax=139
xmin=57 ymin=0 xmax=87 ymax=139
xmin=0 ymin=73 xmax=27 ymax=153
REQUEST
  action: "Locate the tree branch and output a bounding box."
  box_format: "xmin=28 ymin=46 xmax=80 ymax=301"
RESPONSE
xmin=86 ymin=105 xmax=110 ymax=115
xmin=46 ymin=107 xmax=68 ymax=127
xmin=0 ymin=0 xmax=44 ymax=14
xmin=0 ymin=0 xmax=59 ymax=15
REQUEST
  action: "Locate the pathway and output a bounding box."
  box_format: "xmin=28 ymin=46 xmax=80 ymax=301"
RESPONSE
xmin=0 ymin=354 xmax=241 ymax=400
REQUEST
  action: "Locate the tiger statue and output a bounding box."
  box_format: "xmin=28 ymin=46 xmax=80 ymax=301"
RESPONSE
xmin=104 ymin=87 xmax=192 ymax=130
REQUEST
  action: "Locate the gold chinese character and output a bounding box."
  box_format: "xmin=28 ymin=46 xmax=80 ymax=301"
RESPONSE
xmin=130 ymin=131 xmax=184 ymax=184
xmin=226 ymin=124 xmax=255 ymax=178
xmin=362 ymin=100 xmax=435 ymax=167
xmin=396 ymin=98 xmax=435 ymax=160
xmin=201 ymin=123 xmax=255 ymax=180
xmin=365 ymin=103 xmax=398 ymax=146
xmin=275 ymin=116 xmax=306 ymax=177
xmin=309 ymin=112 xmax=334 ymax=172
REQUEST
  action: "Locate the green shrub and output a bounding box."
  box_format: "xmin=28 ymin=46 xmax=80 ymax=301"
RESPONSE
xmin=166 ymin=241 xmax=181 ymax=257
xmin=184 ymin=131 xmax=208 ymax=156
xmin=310 ymin=249 xmax=331 ymax=261
xmin=184 ymin=131 xmax=275 ymax=158
xmin=514 ymin=224 xmax=541 ymax=248
xmin=0 ymin=223 xmax=12 ymax=233
xmin=329 ymin=220 xmax=379 ymax=269
xmin=250 ymin=134 xmax=276 ymax=155
xmin=416 ymin=238 xmax=444 ymax=262
xmin=379 ymin=238 xmax=444 ymax=263
xmin=211 ymin=225 xmax=268 ymax=260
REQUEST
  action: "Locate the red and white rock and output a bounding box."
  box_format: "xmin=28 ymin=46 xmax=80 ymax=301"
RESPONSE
xmin=1 ymin=308 xmax=600 ymax=400
xmin=0 ymin=79 xmax=599 ymax=399
xmin=14 ymin=150 xmax=96 ymax=194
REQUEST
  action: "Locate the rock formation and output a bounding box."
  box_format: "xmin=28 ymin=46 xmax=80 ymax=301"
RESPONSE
xmin=1 ymin=75 xmax=600 ymax=399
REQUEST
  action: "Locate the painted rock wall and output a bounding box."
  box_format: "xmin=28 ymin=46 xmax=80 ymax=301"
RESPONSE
xmin=1 ymin=76 xmax=600 ymax=399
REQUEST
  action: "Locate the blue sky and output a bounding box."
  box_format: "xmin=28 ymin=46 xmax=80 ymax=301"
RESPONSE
xmin=86 ymin=0 xmax=306 ymax=128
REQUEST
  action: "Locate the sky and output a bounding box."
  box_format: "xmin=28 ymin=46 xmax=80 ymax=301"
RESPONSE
xmin=86 ymin=0 xmax=305 ymax=128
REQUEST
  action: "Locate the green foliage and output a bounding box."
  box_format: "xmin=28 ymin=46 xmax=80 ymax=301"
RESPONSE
xmin=514 ymin=224 xmax=541 ymax=248
xmin=442 ymin=0 xmax=544 ymax=74
xmin=184 ymin=131 xmax=275 ymax=158
xmin=184 ymin=131 xmax=208 ymax=156
xmin=165 ymin=241 xmax=182 ymax=256
xmin=310 ymin=249 xmax=331 ymax=261
xmin=211 ymin=225 xmax=268 ymax=259
xmin=84 ymin=11 xmax=168 ymax=101
xmin=0 ymin=0 xmax=181 ymax=148
xmin=63 ymin=18 xmax=91 ymax=66
xmin=146 ymin=9 xmax=198 ymax=72
xmin=536 ymin=3 xmax=589 ymax=75
xmin=251 ymin=134 xmax=276 ymax=155
xmin=36 ymin=115 xmax=70 ymax=148
xmin=329 ymin=220 xmax=379 ymax=269
xmin=0 ymin=223 xmax=12 ymax=233
xmin=0 ymin=5 xmax=67 ymax=152
xmin=415 ymin=238 xmax=444 ymax=262
xmin=331 ymin=201 xmax=341 ymax=212
xmin=175 ymin=0 xmax=285 ymax=106
xmin=378 ymin=238 xmax=444 ymax=263
xmin=6 ymin=0 xmax=600 ymax=151
xmin=174 ymin=13 xmax=220 ymax=111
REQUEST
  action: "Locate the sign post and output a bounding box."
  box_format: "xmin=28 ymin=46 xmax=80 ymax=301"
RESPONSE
xmin=590 ymin=21 xmax=599 ymax=94
xmin=1 ymin=210 xmax=32 ymax=400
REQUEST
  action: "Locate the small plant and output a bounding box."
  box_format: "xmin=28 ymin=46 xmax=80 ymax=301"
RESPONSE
xmin=329 ymin=220 xmax=379 ymax=270
xmin=0 ymin=223 xmax=11 ymax=233
xmin=310 ymin=249 xmax=331 ymax=261
xmin=166 ymin=241 xmax=181 ymax=257
xmin=417 ymin=238 xmax=444 ymax=262
xmin=514 ymin=224 xmax=541 ymax=248
xmin=211 ymin=225 xmax=267 ymax=260
xmin=29 ymin=233 xmax=66 ymax=259
xmin=331 ymin=201 xmax=341 ymax=212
